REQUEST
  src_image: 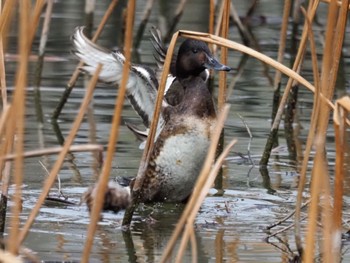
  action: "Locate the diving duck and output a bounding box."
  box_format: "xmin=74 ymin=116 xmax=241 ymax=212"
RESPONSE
xmin=72 ymin=27 xmax=231 ymax=212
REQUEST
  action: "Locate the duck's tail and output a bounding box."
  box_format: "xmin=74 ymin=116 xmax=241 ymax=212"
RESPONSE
xmin=82 ymin=181 xmax=131 ymax=214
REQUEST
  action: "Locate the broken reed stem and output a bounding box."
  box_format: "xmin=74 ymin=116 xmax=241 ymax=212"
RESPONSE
xmin=321 ymin=163 xmax=333 ymax=263
xmin=303 ymin=148 xmax=327 ymax=262
xmin=122 ymin=31 xmax=180 ymax=226
xmin=189 ymin=225 xmax=197 ymax=263
xmin=17 ymin=64 xmax=102 ymax=247
xmin=81 ymin=0 xmax=136 ymax=260
xmin=52 ymin=0 xmax=119 ymax=119
xmin=0 ymin=0 xmax=16 ymax=55
xmin=160 ymin=105 xmax=233 ymax=262
xmin=7 ymin=0 xmax=31 ymax=255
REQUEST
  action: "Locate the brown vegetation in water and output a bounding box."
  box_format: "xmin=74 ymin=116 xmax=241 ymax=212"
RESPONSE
xmin=0 ymin=0 xmax=349 ymax=262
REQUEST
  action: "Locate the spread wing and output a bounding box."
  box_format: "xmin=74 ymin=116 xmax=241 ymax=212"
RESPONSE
xmin=71 ymin=26 xmax=163 ymax=128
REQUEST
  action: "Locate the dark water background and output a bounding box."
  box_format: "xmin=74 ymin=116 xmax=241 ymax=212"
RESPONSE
xmin=4 ymin=0 xmax=350 ymax=262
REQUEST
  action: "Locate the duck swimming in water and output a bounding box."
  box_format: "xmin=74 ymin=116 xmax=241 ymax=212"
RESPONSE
xmin=72 ymin=27 xmax=231 ymax=212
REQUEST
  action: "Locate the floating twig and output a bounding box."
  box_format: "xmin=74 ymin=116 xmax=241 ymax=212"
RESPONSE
xmin=267 ymin=200 xmax=310 ymax=230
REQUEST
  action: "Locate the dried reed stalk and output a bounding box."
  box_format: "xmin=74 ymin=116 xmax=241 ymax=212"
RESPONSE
xmin=333 ymin=96 xmax=350 ymax=236
xmin=7 ymin=0 xmax=31 ymax=255
xmin=209 ymin=0 xmax=215 ymax=35
xmin=273 ymin=0 xmax=291 ymax=92
xmin=215 ymin=0 xmax=230 ymax=192
xmin=218 ymin=0 xmax=230 ymax=109
xmin=0 ymin=0 xmax=7 ymax=107
xmin=0 ymin=129 xmax=14 ymax=234
xmin=52 ymin=0 xmax=119 ymax=119
xmin=159 ymin=105 xmax=235 ymax=262
xmin=294 ymin=5 xmax=322 ymax=254
xmin=303 ymin=0 xmax=349 ymax=261
xmin=17 ymin=64 xmax=102 ymax=247
xmin=0 ymin=105 xmax=13 ymax=182
xmin=260 ymin=0 xmax=319 ymax=166
xmin=0 ymin=0 xmax=16 ymax=52
xmin=270 ymin=0 xmax=291 ymax=129
xmin=81 ymin=0 xmax=136 ymax=260
xmin=321 ymin=0 xmax=350 ymax=8
xmin=0 ymin=104 xmax=10 ymax=142
xmin=214 ymin=0 xmax=225 ymax=45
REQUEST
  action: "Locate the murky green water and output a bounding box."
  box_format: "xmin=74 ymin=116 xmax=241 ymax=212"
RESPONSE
xmin=4 ymin=1 xmax=350 ymax=262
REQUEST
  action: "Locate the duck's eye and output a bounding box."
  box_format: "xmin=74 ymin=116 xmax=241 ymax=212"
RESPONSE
xmin=192 ymin=49 xmax=198 ymax=54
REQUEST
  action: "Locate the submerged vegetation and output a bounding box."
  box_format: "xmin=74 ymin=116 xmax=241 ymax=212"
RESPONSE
xmin=0 ymin=0 xmax=349 ymax=262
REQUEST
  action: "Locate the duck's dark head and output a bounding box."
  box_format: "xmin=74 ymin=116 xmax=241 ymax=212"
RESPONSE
xmin=175 ymin=39 xmax=231 ymax=79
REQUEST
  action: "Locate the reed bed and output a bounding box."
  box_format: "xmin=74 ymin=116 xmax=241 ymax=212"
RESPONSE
xmin=0 ymin=0 xmax=348 ymax=262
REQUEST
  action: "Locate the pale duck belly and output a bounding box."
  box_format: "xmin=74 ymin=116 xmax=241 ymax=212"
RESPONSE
xmin=154 ymin=127 xmax=211 ymax=202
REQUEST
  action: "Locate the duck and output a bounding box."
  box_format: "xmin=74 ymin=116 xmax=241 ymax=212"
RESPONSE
xmin=71 ymin=26 xmax=230 ymax=135
xmin=72 ymin=26 xmax=231 ymax=212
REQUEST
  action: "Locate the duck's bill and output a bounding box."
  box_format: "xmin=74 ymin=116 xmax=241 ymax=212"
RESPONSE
xmin=205 ymin=55 xmax=232 ymax=71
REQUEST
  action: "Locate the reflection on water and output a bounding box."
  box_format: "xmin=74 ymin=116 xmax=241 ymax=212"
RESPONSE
xmin=4 ymin=0 xmax=350 ymax=262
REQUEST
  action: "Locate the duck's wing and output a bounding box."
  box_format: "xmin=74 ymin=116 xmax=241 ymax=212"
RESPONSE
xmin=149 ymin=27 xmax=176 ymax=95
xmin=71 ymin=26 xmax=162 ymax=128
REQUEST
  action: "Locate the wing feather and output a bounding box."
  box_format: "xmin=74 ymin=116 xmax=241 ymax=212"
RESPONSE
xmin=71 ymin=26 xmax=163 ymax=128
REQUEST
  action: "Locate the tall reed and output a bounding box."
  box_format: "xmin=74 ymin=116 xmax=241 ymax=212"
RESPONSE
xmin=303 ymin=0 xmax=349 ymax=261
xmin=81 ymin=0 xmax=136 ymax=260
